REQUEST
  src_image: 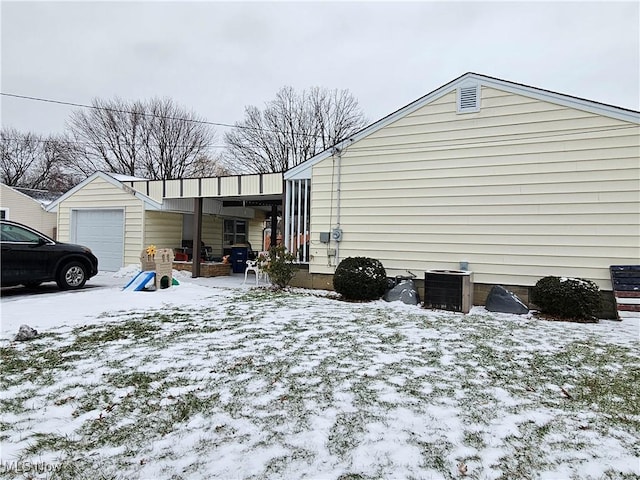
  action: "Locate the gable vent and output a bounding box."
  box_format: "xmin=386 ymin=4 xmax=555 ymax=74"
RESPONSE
xmin=457 ymin=85 xmax=480 ymax=113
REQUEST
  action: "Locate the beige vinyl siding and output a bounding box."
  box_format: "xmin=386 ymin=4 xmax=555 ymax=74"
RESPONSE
xmin=0 ymin=185 xmax=57 ymax=238
xmin=57 ymin=176 xmax=144 ymax=267
xmin=203 ymin=215 xmax=223 ymax=256
xmin=249 ymin=212 xmax=267 ymax=252
xmin=144 ymin=211 xmax=183 ymax=252
xmin=145 ymin=212 xmax=224 ymax=257
xmin=309 ymin=87 xmax=640 ymax=289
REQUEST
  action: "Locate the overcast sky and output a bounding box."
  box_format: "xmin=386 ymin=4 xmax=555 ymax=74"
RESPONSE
xmin=1 ymin=1 xmax=639 ymax=142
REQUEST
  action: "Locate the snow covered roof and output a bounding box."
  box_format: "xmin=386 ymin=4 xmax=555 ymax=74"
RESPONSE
xmin=12 ymin=187 xmax=63 ymax=205
xmin=109 ymin=173 xmax=150 ymax=182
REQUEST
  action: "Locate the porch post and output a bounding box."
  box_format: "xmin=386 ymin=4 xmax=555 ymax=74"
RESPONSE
xmin=192 ymin=197 xmax=203 ymax=277
xmin=270 ymin=204 xmax=278 ymax=250
xmin=284 ymin=181 xmax=291 ymax=251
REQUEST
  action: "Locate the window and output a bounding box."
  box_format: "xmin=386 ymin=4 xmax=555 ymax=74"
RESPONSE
xmin=223 ymin=219 xmax=248 ymax=246
xmin=1 ymin=223 xmax=42 ymax=243
xmin=0 ymin=209 xmax=7 ymax=220
xmin=457 ymin=84 xmax=480 ymax=113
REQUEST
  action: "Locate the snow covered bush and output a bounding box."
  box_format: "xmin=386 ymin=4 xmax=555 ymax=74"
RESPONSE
xmin=531 ymin=275 xmax=601 ymax=321
xmin=333 ymin=257 xmax=387 ymax=301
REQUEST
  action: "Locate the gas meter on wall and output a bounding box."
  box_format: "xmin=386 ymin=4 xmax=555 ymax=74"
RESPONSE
xmin=331 ymin=228 xmax=343 ymax=242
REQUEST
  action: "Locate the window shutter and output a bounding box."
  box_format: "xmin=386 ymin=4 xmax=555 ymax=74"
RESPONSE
xmin=457 ymin=85 xmax=480 ymax=113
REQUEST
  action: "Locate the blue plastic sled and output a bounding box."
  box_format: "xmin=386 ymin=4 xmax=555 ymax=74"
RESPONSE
xmin=122 ymin=271 xmax=156 ymax=291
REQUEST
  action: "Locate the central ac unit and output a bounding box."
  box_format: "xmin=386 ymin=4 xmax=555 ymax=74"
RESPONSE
xmin=424 ymin=270 xmax=473 ymax=314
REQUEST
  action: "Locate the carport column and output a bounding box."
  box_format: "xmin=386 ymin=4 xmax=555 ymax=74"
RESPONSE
xmin=270 ymin=204 xmax=278 ymax=250
xmin=192 ymin=197 xmax=203 ymax=277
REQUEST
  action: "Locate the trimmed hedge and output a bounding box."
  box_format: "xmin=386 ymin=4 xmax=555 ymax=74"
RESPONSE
xmin=333 ymin=257 xmax=387 ymax=301
xmin=531 ymin=276 xmax=601 ymax=321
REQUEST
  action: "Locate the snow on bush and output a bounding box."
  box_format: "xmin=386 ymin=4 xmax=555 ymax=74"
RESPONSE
xmin=333 ymin=257 xmax=387 ymax=301
xmin=532 ymin=275 xmax=601 ymax=321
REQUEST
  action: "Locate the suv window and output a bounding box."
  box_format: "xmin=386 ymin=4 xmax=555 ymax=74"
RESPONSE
xmin=1 ymin=224 xmax=42 ymax=243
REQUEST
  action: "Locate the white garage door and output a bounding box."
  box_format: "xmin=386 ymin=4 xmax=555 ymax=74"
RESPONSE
xmin=73 ymin=209 xmax=124 ymax=272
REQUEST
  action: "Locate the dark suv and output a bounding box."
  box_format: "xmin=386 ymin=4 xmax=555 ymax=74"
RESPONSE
xmin=1 ymin=220 xmax=99 ymax=290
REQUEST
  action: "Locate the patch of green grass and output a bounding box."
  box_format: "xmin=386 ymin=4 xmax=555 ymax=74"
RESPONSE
xmin=494 ymin=421 xmax=556 ymax=479
xmin=414 ymin=438 xmax=454 ymax=474
xmin=72 ymin=320 xmax=161 ymax=345
xmin=22 ymin=432 xmax=78 ymax=456
xmin=463 ymin=430 xmax=487 ymax=450
xmin=327 ymin=412 xmax=367 ymax=459
xmin=1 ymin=289 xmax=638 ymax=479
xmin=1 ymin=343 xmax=83 ymax=389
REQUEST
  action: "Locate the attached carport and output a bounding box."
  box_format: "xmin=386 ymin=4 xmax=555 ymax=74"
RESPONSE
xmin=47 ymin=171 xmax=285 ymax=276
xmin=121 ymin=173 xmax=284 ymax=277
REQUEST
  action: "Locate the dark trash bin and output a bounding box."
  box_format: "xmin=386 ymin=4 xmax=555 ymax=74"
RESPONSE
xmin=231 ymin=245 xmax=249 ymax=273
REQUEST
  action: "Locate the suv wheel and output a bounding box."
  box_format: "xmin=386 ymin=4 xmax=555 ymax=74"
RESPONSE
xmin=57 ymin=261 xmax=88 ymax=290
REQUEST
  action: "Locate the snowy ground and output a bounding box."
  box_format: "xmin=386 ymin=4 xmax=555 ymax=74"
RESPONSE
xmin=1 ymin=268 xmax=639 ymax=480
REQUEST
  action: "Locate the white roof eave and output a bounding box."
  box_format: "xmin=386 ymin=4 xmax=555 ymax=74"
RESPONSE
xmin=284 ymin=72 xmax=640 ymax=181
xmin=45 ymin=171 xmax=162 ymax=212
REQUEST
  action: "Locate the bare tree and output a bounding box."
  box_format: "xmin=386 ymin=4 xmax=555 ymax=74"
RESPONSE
xmin=223 ymin=86 xmax=366 ymax=173
xmin=0 ymin=127 xmax=78 ymax=191
xmin=66 ymin=97 xmax=217 ymax=179
xmin=66 ymin=98 xmax=145 ymax=177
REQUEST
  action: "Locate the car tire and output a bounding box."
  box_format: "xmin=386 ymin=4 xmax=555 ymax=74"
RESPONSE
xmin=56 ymin=261 xmax=88 ymax=290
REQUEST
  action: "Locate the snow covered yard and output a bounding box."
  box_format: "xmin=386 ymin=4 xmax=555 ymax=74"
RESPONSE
xmin=1 ymin=272 xmax=639 ymax=480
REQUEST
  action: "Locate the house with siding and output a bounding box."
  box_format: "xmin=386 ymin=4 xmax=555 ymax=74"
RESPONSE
xmin=282 ymin=72 xmax=640 ymax=309
xmin=46 ymin=171 xmax=282 ymax=272
xmin=0 ymin=184 xmax=59 ymax=238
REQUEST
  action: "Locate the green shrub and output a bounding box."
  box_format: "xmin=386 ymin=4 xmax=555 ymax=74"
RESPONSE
xmin=333 ymin=257 xmax=387 ymax=301
xmin=531 ymin=276 xmax=601 ymax=321
xmin=259 ymin=245 xmax=297 ymax=289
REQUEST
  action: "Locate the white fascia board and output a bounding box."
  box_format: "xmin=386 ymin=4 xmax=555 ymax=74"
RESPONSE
xmin=284 ymin=72 xmax=639 ymax=181
xmin=284 ymin=75 xmax=466 ymax=180
xmin=285 ymin=162 xmax=314 ymax=180
xmin=475 ymin=74 xmax=640 ymax=124
xmin=46 ymin=171 xmax=163 ymax=212
xmin=45 ymin=171 xmax=103 ymax=212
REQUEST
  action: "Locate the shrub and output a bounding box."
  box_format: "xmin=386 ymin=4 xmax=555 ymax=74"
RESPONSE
xmin=259 ymin=245 xmax=297 ymax=289
xmin=531 ymin=276 xmax=601 ymax=321
xmin=333 ymin=257 xmax=387 ymax=301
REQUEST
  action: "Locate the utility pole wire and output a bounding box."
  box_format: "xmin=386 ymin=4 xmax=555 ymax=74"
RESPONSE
xmin=0 ymin=92 xmax=320 ymax=138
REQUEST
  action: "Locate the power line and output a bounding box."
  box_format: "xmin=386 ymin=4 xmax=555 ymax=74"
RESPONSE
xmin=1 ymin=92 xmax=235 ymax=127
xmin=0 ymin=135 xmax=228 ymax=150
xmin=0 ymin=92 xmax=319 ymax=138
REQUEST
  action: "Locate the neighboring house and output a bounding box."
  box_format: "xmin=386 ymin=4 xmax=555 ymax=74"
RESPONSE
xmin=283 ymin=72 xmax=640 ymax=304
xmin=0 ymin=184 xmax=59 ymax=238
xmin=46 ymin=171 xmax=282 ymax=272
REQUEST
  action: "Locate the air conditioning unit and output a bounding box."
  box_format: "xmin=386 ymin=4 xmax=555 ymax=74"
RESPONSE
xmin=424 ymin=270 xmax=473 ymax=314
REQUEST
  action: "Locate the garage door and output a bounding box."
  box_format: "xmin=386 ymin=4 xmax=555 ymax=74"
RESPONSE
xmin=73 ymin=209 xmax=124 ymax=272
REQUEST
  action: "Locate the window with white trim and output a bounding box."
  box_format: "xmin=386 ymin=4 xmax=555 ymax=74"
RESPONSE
xmin=457 ymin=84 xmax=480 ymax=113
xmin=223 ymin=218 xmax=247 ymax=247
xmin=0 ymin=209 xmax=8 ymax=220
